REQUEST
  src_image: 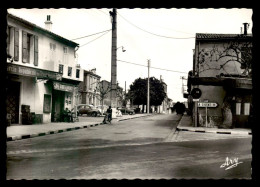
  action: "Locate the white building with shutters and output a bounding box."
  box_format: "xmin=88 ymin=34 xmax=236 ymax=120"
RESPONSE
xmin=6 ymin=13 xmax=83 ymax=124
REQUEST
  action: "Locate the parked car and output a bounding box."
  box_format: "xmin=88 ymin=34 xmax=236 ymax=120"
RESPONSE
xmin=71 ymin=104 xmax=101 ymax=117
xmin=96 ymin=105 xmax=109 ymax=114
xmin=119 ymin=108 xmax=135 ymax=115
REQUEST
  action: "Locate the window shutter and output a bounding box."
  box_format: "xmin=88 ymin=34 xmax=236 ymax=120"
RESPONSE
xmin=34 ymin=35 xmax=38 ymax=66
xmin=22 ymin=31 xmax=28 ymax=63
xmin=14 ymin=27 xmax=19 ymax=61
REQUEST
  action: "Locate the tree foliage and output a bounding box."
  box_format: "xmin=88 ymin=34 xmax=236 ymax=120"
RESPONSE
xmin=129 ymin=77 xmax=167 ymax=106
xmin=198 ymin=40 xmax=252 ymax=77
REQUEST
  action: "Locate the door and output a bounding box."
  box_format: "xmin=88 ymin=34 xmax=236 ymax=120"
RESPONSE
xmin=6 ymin=81 xmax=20 ymax=124
xmin=51 ymin=90 xmax=65 ymax=122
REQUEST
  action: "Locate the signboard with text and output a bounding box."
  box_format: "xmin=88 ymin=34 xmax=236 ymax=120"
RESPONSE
xmin=7 ymin=63 xmax=62 ymax=81
xmin=53 ymin=81 xmax=75 ymax=92
xmin=198 ymin=102 xmax=218 ymax=107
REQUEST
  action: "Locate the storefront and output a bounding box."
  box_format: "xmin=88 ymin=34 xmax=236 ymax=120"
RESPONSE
xmin=189 ymin=76 xmax=252 ymax=128
xmin=6 ymin=63 xmax=62 ymax=124
xmin=50 ymin=81 xmax=77 ymax=122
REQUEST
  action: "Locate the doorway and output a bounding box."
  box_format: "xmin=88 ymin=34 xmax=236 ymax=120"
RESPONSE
xmin=51 ymin=90 xmax=65 ymax=122
xmin=6 ymin=81 xmax=20 ymax=124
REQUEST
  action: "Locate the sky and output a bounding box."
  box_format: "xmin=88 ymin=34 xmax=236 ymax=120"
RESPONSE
xmin=7 ymin=8 xmax=252 ymax=102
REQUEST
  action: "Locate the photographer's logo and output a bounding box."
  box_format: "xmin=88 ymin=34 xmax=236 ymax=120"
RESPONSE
xmin=220 ymin=157 xmax=243 ymax=170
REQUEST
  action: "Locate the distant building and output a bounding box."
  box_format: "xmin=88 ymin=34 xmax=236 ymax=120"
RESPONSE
xmin=186 ymin=26 xmax=252 ymax=128
xmin=78 ymin=68 xmax=101 ymax=106
xmin=6 ymin=13 xmax=83 ymax=124
xmin=99 ymin=80 xmax=123 ymax=107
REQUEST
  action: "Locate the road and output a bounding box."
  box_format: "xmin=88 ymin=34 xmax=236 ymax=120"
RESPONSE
xmin=6 ymin=114 xmax=252 ymax=179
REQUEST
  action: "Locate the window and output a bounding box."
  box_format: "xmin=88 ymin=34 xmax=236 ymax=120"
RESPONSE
xmin=34 ymin=36 xmax=38 ymax=66
xmin=76 ymin=69 xmax=80 ymax=78
xmin=22 ymin=31 xmax=38 ymax=64
xmin=7 ymin=26 xmax=19 ymax=61
xmin=50 ymin=43 xmax=56 ymax=51
xmin=14 ymin=28 xmax=19 ymax=61
xmin=68 ymin=67 xmax=72 ymax=76
xmin=63 ymin=47 xmax=68 ymax=54
xmin=59 ymin=64 xmax=64 ymax=74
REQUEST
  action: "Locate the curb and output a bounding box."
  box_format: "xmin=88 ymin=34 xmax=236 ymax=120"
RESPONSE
xmin=176 ymin=126 xmax=252 ymax=136
xmin=6 ymin=123 xmax=103 ymax=142
xmin=7 ymin=114 xmax=153 ymax=142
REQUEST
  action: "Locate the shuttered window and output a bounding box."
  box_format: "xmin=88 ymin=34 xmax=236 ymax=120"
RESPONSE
xmin=14 ymin=27 xmax=19 ymax=61
xmin=22 ymin=31 xmax=28 ymax=63
xmin=34 ymin=35 xmax=38 ymax=66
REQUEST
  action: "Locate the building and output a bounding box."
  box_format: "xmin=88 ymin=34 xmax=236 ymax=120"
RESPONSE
xmin=78 ymin=68 xmax=101 ymax=106
xmin=6 ymin=13 xmax=83 ymax=124
xmin=99 ymin=80 xmax=123 ymax=107
xmin=158 ymin=75 xmax=168 ymax=113
xmin=186 ymin=24 xmax=252 ymax=128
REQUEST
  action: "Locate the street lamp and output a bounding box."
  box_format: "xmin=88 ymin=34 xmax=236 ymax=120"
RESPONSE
xmin=117 ymin=46 xmax=126 ymax=52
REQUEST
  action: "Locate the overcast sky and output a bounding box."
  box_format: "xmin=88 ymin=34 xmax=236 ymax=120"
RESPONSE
xmin=7 ymin=8 xmax=252 ymax=102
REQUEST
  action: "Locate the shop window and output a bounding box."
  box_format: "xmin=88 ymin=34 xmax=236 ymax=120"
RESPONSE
xmin=43 ymin=94 xmax=51 ymax=113
xmin=244 ymin=103 xmax=250 ymax=115
xmin=76 ymin=69 xmax=80 ymax=78
xmin=235 ymin=102 xmax=250 ymax=115
xmin=59 ymin=64 xmax=64 ymax=74
xmin=235 ymin=103 xmax=241 ymax=115
xmin=68 ymin=67 xmax=72 ymax=76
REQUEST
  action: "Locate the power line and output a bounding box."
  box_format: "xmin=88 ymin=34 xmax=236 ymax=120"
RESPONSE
xmin=97 ymin=9 xmax=110 ymax=16
xmin=117 ymin=59 xmax=188 ymax=74
xmin=117 ymin=12 xmax=195 ymax=40
xmin=71 ymin=29 xmax=112 ymax=40
xmin=79 ymin=30 xmax=111 ymax=48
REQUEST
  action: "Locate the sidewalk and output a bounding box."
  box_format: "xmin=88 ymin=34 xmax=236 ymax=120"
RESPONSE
xmin=176 ymin=114 xmax=252 ymax=136
xmin=7 ymin=113 xmax=154 ymax=142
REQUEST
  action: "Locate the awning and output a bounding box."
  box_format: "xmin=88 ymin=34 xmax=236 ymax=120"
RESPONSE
xmin=7 ymin=63 xmax=62 ymax=81
xmin=53 ymin=81 xmax=76 ymax=92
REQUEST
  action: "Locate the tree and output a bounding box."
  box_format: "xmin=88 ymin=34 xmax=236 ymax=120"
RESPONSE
xmin=129 ymin=77 xmax=167 ymax=112
xmin=198 ymin=40 xmax=252 ymax=78
xmin=94 ymin=81 xmax=111 ymax=114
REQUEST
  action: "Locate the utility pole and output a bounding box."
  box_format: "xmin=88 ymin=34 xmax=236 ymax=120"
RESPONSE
xmin=147 ymin=60 xmax=150 ymax=114
xmin=110 ymin=8 xmax=117 ymax=109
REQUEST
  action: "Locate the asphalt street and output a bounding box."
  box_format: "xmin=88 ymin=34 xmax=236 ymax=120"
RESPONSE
xmin=6 ymin=114 xmax=252 ymax=179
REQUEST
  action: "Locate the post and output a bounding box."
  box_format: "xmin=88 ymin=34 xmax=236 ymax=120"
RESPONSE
xmin=205 ymin=106 xmax=208 ymax=127
xmin=194 ymin=101 xmax=198 ymax=127
xmin=110 ymin=8 xmax=117 ymax=109
xmin=147 ymin=60 xmax=150 ymax=114
xmin=125 ymin=81 xmax=126 ymax=114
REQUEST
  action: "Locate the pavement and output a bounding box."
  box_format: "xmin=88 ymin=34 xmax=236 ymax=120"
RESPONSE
xmin=6 ymin=113 xmax=252 ymax=142
xmin=6 ymin=113 xmax=154 ymax=142
xmin=176 ymin=114 xmax=252 ymax=135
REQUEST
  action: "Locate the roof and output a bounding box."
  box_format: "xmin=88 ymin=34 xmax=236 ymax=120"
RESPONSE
xmin=7 ymin=13 xmax=79 ymax=48
xmin=84 ymin=70 xmax=101 ymax=78
xmin=196 ymin=33 xmax=253 ymax=41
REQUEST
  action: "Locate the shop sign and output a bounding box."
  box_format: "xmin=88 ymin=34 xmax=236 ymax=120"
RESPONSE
xmin=7 ymin=64 xmax=62 ymax=81
xmin=198 ymin=102 xmax=218 ymax=107
xmin=53 ymin=81 xmax=74 ymax=92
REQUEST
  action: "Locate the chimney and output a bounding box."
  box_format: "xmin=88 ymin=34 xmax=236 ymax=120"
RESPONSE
xmin=45 ymin=15 xmax=52 ymax=31
xmin=243 ymin=23 xmax=249 ymax=35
